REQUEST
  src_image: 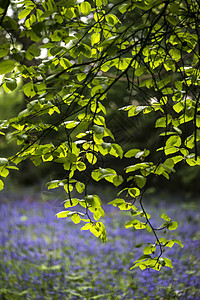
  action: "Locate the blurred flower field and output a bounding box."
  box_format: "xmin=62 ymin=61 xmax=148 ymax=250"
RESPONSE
xmin=0 ymin=191 xmax=200 ymax=300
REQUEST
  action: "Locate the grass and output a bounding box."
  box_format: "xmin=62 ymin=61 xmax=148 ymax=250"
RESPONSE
xmin=0 ymin=190 xmax=199 ymax=299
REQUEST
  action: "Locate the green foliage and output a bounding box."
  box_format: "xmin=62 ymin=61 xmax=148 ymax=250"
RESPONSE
xmin=1 ymin=0 xmax=200 ymax=270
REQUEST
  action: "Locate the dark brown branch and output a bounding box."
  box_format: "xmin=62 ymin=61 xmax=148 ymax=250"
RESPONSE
xmin=0 ymin=0 xmax=10 ymax=26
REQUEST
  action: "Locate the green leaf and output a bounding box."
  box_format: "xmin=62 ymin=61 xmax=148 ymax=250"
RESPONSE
xmin=125 ymin=162 xmax=153 ymax=173
xmin=67 ymin=152 xmax=77 ymax=163
xmin=91 ymin=33 xmax=100 ymax=46
xmin=135 ymin=149 xmax=150 ymax=159
xmin=75 ymin=181 xmax=85 ymax=193
xmin=64 ymin=183 xmax=74 ymax=193
xmin=81 ymin=221 xmax=107 ymax=242
xmin=128 ymin=187 xmax=140 ymax=198
xmin=118 ymin=2 xmax=131 ymax=13
xmin=93 ymin=125 xmax=104 ymax=139
xmin=46 ymin=180 xmax=62 ymax=190
xmin=76 ymin=161 xmax=86 ymax=171
xmin=91 ymin=169 xmax=102 ymax=181
xmin=0 ymin=179 xmax=4 ymax=191
xmin=80 ymin=1 xmax=91 ymax=16
xmin=143 ymin=244 xmax=156 ymax=255
xmin=26 ymin=43 xmax=41 ymax=60
xmin=108 ymin=198 xmax=125 ymax=206
xmin=173 ymin=102 xmax=184 ymax=113
xmin=112 ymin=175 xmax=123 ymax=186
xmin=5 ymin=78 xmax=17 ymax=91
xmin=101 ymin=142 xmax=111 ymax=151
xmin=175 ymin=81 xmax=182 ymax=91
xmin=105 ymin=14 xmax=120 ymax=26
xmin=21 ymin=82 xmax=36 ymax=98
xmin=56 ymin=210 xmax=69 ymax=218
xmin=60 ymin=58 xmax=72 ymax=69
xmin=167 ymin=16 xmax=177 ymax=26
xmin=172 ymin=239 xmax=184 ymax=248
xmin=159 ymin=238 xmax=183 ymax=248
xmin=71 ymin=213 xmax=81 ymax=224
xmin=135 ymin=175 xmax=146 ymax=188
xmin=86 ymin=152 xmax=97 ymax=164
xmin=161 ymin=213 xmax=171 ymax=221
xmin=64 ymin=121 xmax=79 ymax=129
xmin=0 ymin=168 xmax=9 ymax=177
xmin=135 ymin=66 xmax=145 ymax=77
xmin=173 ymin=126 xmax=182 ymax=135
xmin=98 ymin=168 xmax=116 ymax=183
xmin=163 ymin=257 xmax=173 ymax=269
xmin=18 ymin=8 xmax=32 ymax=20
xmin=108 ymin=198 xmax=135 ymax=211
xmin=125 ymin=219 xmax=147 ymax=230
xmin=161 ymin=158 xmax=175 ymax=174
xmin=50 ymin=46 xmax=63 ymax=56
xmin=64 ymin=198 xmax=79 ymax=208
xmin=125 ymin=149 xmax=141 ymax=158
xmin=0 ymin=44 xmax=10 ymax=58
xmin=134 ymin=254 xmax=152 ymax=262
xmin=85 ymin=194 xmax=102 ymax=209
xmin=77 ymin=73 xmax=87 ymax=82
xmin=85 ymin=194 xmax=95 ymax=206
xmin=0 ymin=60 xmax=15 ymax=75
xmin=94 ymin=207 xmax=105 ymax=220
xmin=94 ymin=0 xmax=107 ymax=7
xmin=110 ymin=144 xmax=123 ymax=159
xmin=165 ymin=135 xmax=181 ymax=155
xmin=155 ymin=116 xmax=171 ymax=128
xmin=171 ymin=155 xmax=183 ymax=164
xmin=168 ymin=221 xmax=178 ymax=230
xmin=81 ymin=222 xmax=93 ymax=231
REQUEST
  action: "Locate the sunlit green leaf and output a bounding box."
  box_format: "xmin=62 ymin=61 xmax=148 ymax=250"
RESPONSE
xmin=161 ymin=213 xmax=171 ymax=221
xmin=75 ymin=181 xmax=85 ymax=193
xmin=56 ymin=211 xmax=69 ymax=218
xmin=71 ymin=213 xmax=81 ymax=224
xmin=86 ymin=152 xmax=97 ymax=164
xmin=0 ymin=179 xmax=4 ymax=191
xmin=128 ymin=187 xmax=140 ymax=198
xmin=143 ymin=244 xmax=156 ymax=255
xmin=168 ymin=221 xmax=178 ymax=230
xmin=80 ymin=1 xmax=91 ymax=16
xmin=18 ymin=9 xmax=32 ymax=20
xmin=64 ymin=198 xmax=79 ymax=208
xmin=125 ymin=149 xmax=141 ymax=158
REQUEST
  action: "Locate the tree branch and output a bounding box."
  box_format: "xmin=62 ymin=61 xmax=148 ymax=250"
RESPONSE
xmin=0 ymin=0 xmax=10 ymax=27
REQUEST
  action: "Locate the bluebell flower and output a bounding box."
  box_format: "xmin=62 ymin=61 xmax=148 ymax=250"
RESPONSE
xmin=0 ymin=196 xmax=199 ymax=299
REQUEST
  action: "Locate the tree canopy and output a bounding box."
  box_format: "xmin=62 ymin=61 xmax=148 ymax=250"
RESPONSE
xmin=0 ymin=0 xmax=200 ymax=270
